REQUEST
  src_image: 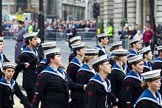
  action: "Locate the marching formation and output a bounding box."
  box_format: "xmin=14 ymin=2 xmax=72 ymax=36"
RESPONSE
xmin=0 ymin=21 xmax=162 ymax=108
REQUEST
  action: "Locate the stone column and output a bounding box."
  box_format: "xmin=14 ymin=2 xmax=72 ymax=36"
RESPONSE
xmin=103 ymin=0 xmax=109 ymax=32
xmin=113 ymin=0 xmax=123 ymax=40
xmin=136 ymin=0 xmax=142 ymax=25
xmin=127 ymin=0 xmax=136 ymax=25
xmin=156 ymin=0 xmax=162 ymax=24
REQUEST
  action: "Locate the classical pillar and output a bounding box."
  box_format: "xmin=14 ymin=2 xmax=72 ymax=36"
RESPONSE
xmin=136 ymin=0 xmax=142 ymax=25
xmin=127 ymin=0 xmax=136 ymax=25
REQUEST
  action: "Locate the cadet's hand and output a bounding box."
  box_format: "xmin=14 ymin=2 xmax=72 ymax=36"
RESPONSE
xmin=113 ymin=106 xmax=118 ymax=108
xmin=24 ymin=62 xmax=30 ymax=68
xmin=83 ymin=84 xmax=87 ymax=91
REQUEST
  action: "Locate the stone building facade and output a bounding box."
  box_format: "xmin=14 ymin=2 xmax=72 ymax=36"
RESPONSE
xmin=88 ymin=0 xmax=162 ymax=39
xmin=2 ymin=0 xmax=86 ymax=21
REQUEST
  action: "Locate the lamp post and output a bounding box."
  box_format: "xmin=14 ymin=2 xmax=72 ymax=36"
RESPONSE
xmin=38 ymin=0 xmax=44 ymax=42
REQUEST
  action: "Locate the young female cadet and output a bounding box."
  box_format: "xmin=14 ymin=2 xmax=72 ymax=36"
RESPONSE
xmin=108 ymin=41 xmax=123 ymax=66
xmin=76 ymin=48 xmax=99 ymax=108
xmin=138 ymin=46 xmax=153 ymax=73
xmin=95 ymin=33 xmax=109 ymax=56
xmin=66 ymin=42 xmax=85 ymax=108
xmin=121 ymin=55 xmax=144 ymax=108
xmin=32 ymin=48 xmax=86 ymax=108
xmin=0 ymin=62 xmax=31 ymax=108
xmin=108 ymin=49 xmax=128 ymax=108
xmin=134 ymin=69 xmax=162 ymax=108
xmin=15 ymin=32 xmax=39 ymax=102
xmin=36 ymin=41 xmax=56 ymax=74
xmin=85 ymin=54 xmax=118 ymax=108
xmin=68 ymin=36 xmax=82 ymax=63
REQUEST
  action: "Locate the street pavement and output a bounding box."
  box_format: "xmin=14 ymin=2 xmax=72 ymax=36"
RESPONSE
xmin=3 ymin=38 xmax=97 ymax=107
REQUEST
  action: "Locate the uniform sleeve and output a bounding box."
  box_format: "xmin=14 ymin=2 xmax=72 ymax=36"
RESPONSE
xmin=122 ymin=78 xmax=133 ymax=108
xmin=108 ymin=72 xmax=117 ymax=96
xmin=0 ymin=85 xmax=4 ymax=108
xmin=14 ymin=82 xmax=31 ymax=108
xmin=84 ymin=81 xmax=96 ymax=108
xmin=36 ymin=63 xmax=47 ymax=74
xmin=66 ymin=64 xmax=78 ymax=82
xmin=66 ymin=73 xmax=84 ymax=91
xmin=76 ymin=71 xmax=88 ymax=84
xmin=3 ymin=54 xmax=9 ymax=62
xmin=32 ymin=73 xmax=48 ymax=108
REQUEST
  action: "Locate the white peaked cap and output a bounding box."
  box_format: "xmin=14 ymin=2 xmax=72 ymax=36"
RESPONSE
xmin=84 ymin=48 xmax=99 ymax=56
xmin=44 ymin=48 xmax=60 ymax=56
xmin=69 ymin=36 xmax=81 ymax=43
xmin=141 ymin=69 xmax=161 ymax=81
xmin=128 ymin=54 xmax=143 ymax=63
xmin=97 ymin=33 xmax=107 ymax=38
xmin=91 ymin=54 xmax=108 ymax=66
xmin=109 ymin=41 xmax=122 ymax=48
xmin=41 ymin=41 xmax=56 ymax=48
xmin=113 ymin=49 xmax=128 ymax=55
xmin=156 ymin=45 xmax=162 ymax=51
xmin=23 ymin=32 xmax=38 ymax=39
xmin=71 ymin=42 xmax=85 ymax=49
xmin=67 ymin=32 xmax=73 ymax=36
xmin=3 ymin=62 xmax=17 ymax=69
xmin=138 ymin=46 xmax=151 ymax=54
xmin=0 ymin=37 xmax=4 ymax=42
xmin=130 ymin=38 xmax=141 ymax=44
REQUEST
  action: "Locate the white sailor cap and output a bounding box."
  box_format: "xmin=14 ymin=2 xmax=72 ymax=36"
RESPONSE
xmin=128 ymin=54 xmax=143 ymax=63
xmin=0 ymin=37 xmax=4 ymax=42
xmin=129 ymin=38 xmax=141 ymax=44
xmin=109 ymin=41 xmax=122 ymax=48
xmin=71 ymin=42 xmax=85 ymax=50
xmin=91 ymin=54 xmax=108 ymax=66
xmin=69 ymin=36 xmax=81 ymax=43
xmin=3 ymin=62 xmax=17 ymax=69
xmin=113 ymin=49 xmax=128 ymax=56
xmin=67 ymin=32 xmax=73 ymax=36
xmin=44 ymin=48 xmax=60 ymax=57
xmin=97 ymin=33 xmax=107 ymax=38
xmin=156 ymin=45 xmax=162 ymax=51
xmin=23 ymin=32 xmax=38 ymax=39
xmin=141 ymin=69 xmax=161 ymax=81
xmin=41 ymin=41 xmax=56 ymax=49
xmin=84 ymin=48 xmax=99 ymax=56
xmin=138 ymin=46 xmax=151 ymax=54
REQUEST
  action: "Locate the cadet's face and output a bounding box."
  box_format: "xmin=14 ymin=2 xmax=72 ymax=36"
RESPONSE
xmin=133 ymin=61 xmax=144 ymax=73
xmin=135 ymin=42 xmax=142 ymax=50
xmin=101 ymin=61 xmax=111 ymax=74
xmin=78 ymin=48 xmax=85 ymax=58
xmin=121 ymin=56 xmax=127 ymax=64
xmin=148 ymin=79 xmax=161 ymax=91
xmin=0 ymin=42 xmax=4 ymax=52
xmin=53 ymin=55 xmax=62 ymax=66
xmin=30 ymin=37 xmax=38 ymax=47
xmin=147 ymin=51 xmax=153 ymax=60
xmin=4 ymin=68 xmax=15 ymax=79
xmin=102 ymin=37 xmax=109 ymax=45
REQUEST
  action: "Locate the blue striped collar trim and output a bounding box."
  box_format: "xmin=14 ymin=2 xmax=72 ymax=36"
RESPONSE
xmin=0 ymin=77 xmax=15 ymax=89
xmin=70 ymin=57 xmax=82 ymax=67
xmin=134 ymin=89 xmax=162 ymax=107
xmin=125 ymin=70 xmax=143 ymax=82
xmin=78 ymin=64 xmax=96 ymax=75
xmin=90 ymin=74 xmax=111 ymax=92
